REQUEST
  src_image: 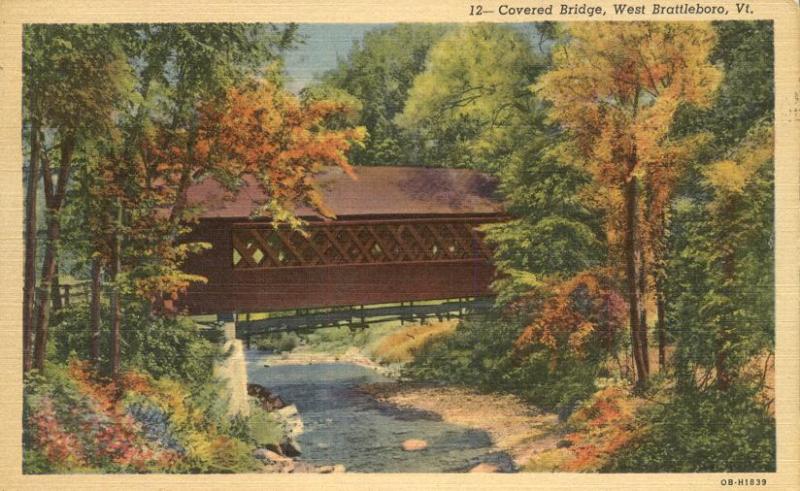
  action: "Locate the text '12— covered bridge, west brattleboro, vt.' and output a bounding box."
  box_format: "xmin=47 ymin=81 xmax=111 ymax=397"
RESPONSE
xmin=177 ymin=166 xmax=507 ymax=337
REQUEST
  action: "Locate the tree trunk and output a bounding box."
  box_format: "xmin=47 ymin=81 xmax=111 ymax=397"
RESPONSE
xmin=32 ymin=229 xmax=57 ymax=370
xmin=110 ymin=204 xmax=122 ymax=381
xmin=90 ymin=256 xmax=102 ymax=366
xmin=32 ymin=135 xmax=75 ymax=371
xmin=624 ymin=174 xmax=648 ymax=388
xmin=23 ymin=116 xmax=41 ymax=373
xmin=51 ymin=261 xmax=63 ymax=311
xmin=657 ymin=288 xmax=667 ymax=370
xmin=638 ymin=256 xmax=650 ymax=374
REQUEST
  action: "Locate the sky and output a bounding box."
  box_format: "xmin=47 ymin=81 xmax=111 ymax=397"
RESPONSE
xmin=281 ymin=24 xmax=392 ymax=93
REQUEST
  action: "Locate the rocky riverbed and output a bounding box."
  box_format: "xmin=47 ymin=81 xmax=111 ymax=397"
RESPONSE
xmin=245 ymin=350 xmax=523 ymax=472
xmin=359 ymin=383 xmax=560 ymax=468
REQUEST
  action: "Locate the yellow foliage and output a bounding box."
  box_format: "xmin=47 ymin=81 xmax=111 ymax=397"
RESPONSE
xmin=536 ymin=22 xmax=722 ymax=251
xmin=371 ymin=320 xmax=458 ymax=364
xmin=705 ymin=123 xmax=774 ymax=193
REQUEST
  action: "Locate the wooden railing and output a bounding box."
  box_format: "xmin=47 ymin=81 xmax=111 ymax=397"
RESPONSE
xmin=52 ymin=281 xmax=90 ymax=309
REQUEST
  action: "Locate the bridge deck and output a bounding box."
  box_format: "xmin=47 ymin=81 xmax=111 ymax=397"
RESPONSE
xmin=234 ymin=298 xmax=493 ymax=338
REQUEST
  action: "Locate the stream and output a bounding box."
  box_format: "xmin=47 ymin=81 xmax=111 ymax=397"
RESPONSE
xmin=245 ymin=351 xmax=517 ymax=472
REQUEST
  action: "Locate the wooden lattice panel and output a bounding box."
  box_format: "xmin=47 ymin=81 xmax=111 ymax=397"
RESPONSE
xmin=231 ymin=219 xmax=495 ymax=269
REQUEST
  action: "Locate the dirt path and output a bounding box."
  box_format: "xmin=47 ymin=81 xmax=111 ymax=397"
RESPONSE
xmin=361 ymin=382 xmax=560 ymax=467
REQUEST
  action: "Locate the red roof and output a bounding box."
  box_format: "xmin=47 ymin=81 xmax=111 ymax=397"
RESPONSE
xmin=185 ymin=166 xmax=504 ymax=219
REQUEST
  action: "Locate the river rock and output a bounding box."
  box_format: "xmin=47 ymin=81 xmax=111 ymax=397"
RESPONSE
xmin=265 ymin=443 xmax=284 ymax=456
xmin=280 ymin=437 xmax=302 ymax=457
xmin=254 ymin=448 xmax=296 ymax=473
xmin=401 ymin=439 xmax=428 ymax=451
xmin=247 ymin=383 xmax=287 ymax=411
xmin=469 ymin=463 xmax=500 ymax=473
xmin=318 ymin=464 xmax=346 ymax=473
xmin=253 ymin=448 xmax=292 ymax=463
xmin=277 ymin=404 xmax=299 ymax=418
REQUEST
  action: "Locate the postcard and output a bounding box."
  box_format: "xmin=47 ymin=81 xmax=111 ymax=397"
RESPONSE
xmin=1 ymin=0 xmax=798 ymax=489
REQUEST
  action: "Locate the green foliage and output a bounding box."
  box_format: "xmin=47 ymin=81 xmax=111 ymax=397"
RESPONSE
xmin=252 ymin=332 xmax=300 ymax=353
xmin=512 ymin=350 xmax=601 ymax=418
xmin=666 ymin=138 xmax=774 ymax=390
xmin=49 ymin=302 xmax=223 ymax=385
xmin=672 ymin=21 xmax=773 ymax=149
xmin=607 ymin=386 xmax=775 ymax=472
xmin=316 ymin=24 xmax=451 ymax=164
xmin=247 ymin=403 xmax=284 ymax=448
xmin=23 ymin=449 xmax=54 ymax=474
xmin=485 ymin=144 xmax=605 ymax=304
xmin=405 ymin=315 xmax=599 ymax=415
xmin=132 ymin=23 xmax=298 ymax=128
xmin=405 ymin=316 xmax=521 ymax=391
xmin=23 ymin=24 xmax=136 ymax=135
xmin=399 ymin=24 xmax=546 ymax=170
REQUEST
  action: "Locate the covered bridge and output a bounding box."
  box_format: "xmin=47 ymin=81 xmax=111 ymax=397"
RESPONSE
xmin=178 ymin=166 xmax=506 ymax=316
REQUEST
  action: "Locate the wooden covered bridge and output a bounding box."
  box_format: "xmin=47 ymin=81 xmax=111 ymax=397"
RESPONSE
xmin=178 ymin=166 xmax=506 ymax=335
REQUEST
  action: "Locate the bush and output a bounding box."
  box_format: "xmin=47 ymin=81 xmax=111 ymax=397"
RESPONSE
xmin=23 ymin=360 xmax=263 ymax=474
xmin=510 ymin=350 xmax=600 ymax=418
xmin=252 ymin=332 xmax=300 ymax=353
xmin=370 ymin=320 xmax=457 ymax=364
xmin=404 ymin=315 xmax=522 ymax=392
xmin=247 ymin=402 xmax=284 ymax=448
xmin=50 ymin=302 xmax=223 ymax=385
xmin=607 ymin=385 xmax=775 ymax=472
xmin=405 ymin=315 xmax=603 ymax=416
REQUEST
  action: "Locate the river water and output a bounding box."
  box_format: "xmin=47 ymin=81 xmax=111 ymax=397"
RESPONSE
xmin=245 ymin=351 xmax=516 ymax=472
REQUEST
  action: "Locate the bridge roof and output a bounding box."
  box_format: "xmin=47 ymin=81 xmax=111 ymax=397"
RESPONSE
xmin=186 ymin=166 xmax=504 ymax=219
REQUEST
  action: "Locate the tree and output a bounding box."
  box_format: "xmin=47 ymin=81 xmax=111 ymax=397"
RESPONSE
xmin=194 ymin=80 xmax=366 ymax=221
xmin=77 ymin=24 xmax=299 ymax=379
xmin=661 ymin=20 xmax=774 ymax=370
xmin=92 ymin=77 xmax=364 ymax=379
xmin=315 ymin=24 xmax=450 ymax=165
xmin=667 ymin=122 xmax=774 ymax=392
xmin=399 ymin=23 xmax=545 ymax=170
xmin=23 ymin=23 xmax=303 ymax=376
xmin=24 ymin=25 xmax=135 ymax=372
xmin=535 ymin=22 xmax=722 ymax=387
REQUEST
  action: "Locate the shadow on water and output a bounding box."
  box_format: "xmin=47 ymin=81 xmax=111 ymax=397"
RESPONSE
xmin=245 ymin=354 xmax=517 ymax=472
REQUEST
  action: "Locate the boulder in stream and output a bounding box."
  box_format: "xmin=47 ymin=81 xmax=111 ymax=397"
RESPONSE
xmin=247 ymin=383 xmax=287 ymax=411
xmin=280 ymin=436 xmax=302 ymax=457
xmin=469 ymin=462 xmax=500 ymax=473
xmin=254 ymin=448 xmax=295 ymax=473
xmin=254 ymin=448 xmax=291 ymax=463
xmin=401 ymin=439 xmax=428 ymax=451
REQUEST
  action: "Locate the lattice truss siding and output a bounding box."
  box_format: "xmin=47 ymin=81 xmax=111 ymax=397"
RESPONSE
xmin=231 ymin=219 xmax=496 ymax=269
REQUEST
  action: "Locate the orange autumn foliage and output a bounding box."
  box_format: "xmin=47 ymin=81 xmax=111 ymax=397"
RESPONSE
xmin=154 ymin=79 xmax=366 ymax=223
xmin=514 ymin=271 xmax=627 ymax=365
xmin=93 ymin=79 xmax=365 ymax=304
xmin=560 ymin=386 xmax=642 ymax=472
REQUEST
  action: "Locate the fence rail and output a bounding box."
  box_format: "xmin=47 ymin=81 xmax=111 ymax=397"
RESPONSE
xmin=52 ymin=281 xmax=90 ymax=309
xmin=235 ymin=297 xmax=494 ymax=340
